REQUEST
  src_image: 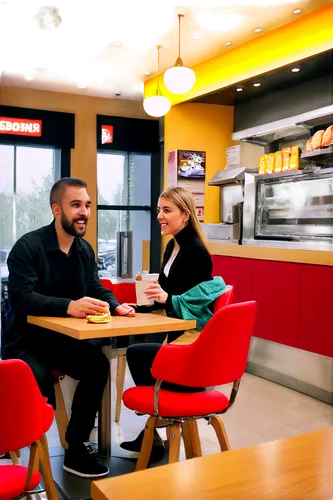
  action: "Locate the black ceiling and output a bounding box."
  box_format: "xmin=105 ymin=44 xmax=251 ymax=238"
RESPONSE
xmin=190 ymin=50 xmax=332 ymax=106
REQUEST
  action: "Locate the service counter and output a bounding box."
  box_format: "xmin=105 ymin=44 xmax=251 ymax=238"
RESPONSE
xmin=209 ymin=241 xmax=333 ymax=405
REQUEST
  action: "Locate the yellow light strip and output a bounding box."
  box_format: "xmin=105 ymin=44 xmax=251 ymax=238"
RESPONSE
xmin=144 ymin=5 xmax=333 ymax=105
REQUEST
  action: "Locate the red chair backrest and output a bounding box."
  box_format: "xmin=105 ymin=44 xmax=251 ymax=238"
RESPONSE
xmin=100 ymin=278 xmax=136 ymax=304
xmin=213 ymin=285 xmax=234 ymax=313
xmin=100 ymin=278 xmax=113 ymax=290
xmin=0 ymin=359 xmax=54 ymax=453
xmin=153 ymin=301 xmax=257 ymax=388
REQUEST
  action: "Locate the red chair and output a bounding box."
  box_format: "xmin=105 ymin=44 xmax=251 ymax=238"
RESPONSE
xmin=213 ymin=285 xmax=234 ymax=313
xmin=0 ymin=359 xmax=58 ymax=500
xmin=122 ymin=301 xmax=257 ymax=471
xmin=100 ymin=278 xmax=136 ymax=304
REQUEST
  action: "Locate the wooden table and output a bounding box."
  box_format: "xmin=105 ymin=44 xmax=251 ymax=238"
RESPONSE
xmin=91 ymin=427 xmax=333 ymax=500
xmin=27 ymin=313 xmax=196 ymax=456
xmin=27 ymin=313 xmax=195 ymax=341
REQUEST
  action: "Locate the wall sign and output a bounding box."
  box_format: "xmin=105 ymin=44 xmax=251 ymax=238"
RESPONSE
xmin=97 ymin=115 xmax=159 ymax=153
xmin=0 ymin=117 xmax=42 ymax=137
xmin=101 ymin=125 xmax=113 ymax=144
xmin=226 ymin=145 xmax=241 ymax=169
xmin=168 ymin=150 xmax=206 ymax=222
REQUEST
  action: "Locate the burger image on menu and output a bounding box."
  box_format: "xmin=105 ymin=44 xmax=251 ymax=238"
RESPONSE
xmin=178 ymin=152 xmax=205 ymax=178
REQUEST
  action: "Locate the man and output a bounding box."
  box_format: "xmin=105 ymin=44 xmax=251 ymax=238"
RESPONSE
xmin=3 ymin=177 xmax=135 ymax=478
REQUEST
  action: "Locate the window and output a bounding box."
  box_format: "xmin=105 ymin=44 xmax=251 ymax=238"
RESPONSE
xmin=97 ymin=152 xmax=151 ymax=278
xmin=0 ymin=144 xmax=60 ymax=290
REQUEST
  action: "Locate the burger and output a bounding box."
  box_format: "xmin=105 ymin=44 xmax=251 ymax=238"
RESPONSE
xmin=86 ymin=311 xmax=112 ymax=323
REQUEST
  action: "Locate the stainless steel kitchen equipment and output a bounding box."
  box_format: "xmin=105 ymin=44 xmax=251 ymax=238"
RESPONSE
xmin=232 ymin=105 xmax=333 ymax=145
xmin=254 ymin=168 xmax=333 ymax=243
xmin=202 ymin=167 xmax=255 ymax=243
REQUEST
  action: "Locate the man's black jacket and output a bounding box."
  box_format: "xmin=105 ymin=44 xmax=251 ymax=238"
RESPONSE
xmin=2 ymin=221 xmax=119 ymax=357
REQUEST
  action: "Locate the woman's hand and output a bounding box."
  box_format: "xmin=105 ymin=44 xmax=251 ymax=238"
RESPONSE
xmin=144 ymin=283 xmax=168 ymax=304
xmin=114 ymin=303 xmax=136 ymax=317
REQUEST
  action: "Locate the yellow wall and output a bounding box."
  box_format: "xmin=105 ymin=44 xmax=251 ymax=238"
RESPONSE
xmin=145 ymin=5 xmax=333 ymax=105
xmin=0 ymin=86 xmax=151 ymax=253
xmin=164 ymin=103 xmax=234 ymax=223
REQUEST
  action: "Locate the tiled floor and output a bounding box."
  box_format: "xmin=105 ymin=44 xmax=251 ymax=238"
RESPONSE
xmin=94 ymin=361 xmax=333 ymax=454
xmin=3 ymin=360 xmax=333 ymax=499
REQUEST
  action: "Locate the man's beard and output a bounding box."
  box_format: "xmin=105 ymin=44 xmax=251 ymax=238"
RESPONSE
xmin=61 ymin=213 xmax=87 ymax=237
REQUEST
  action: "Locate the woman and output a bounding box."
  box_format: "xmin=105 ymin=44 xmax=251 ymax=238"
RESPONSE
xmin=120 ymin=187 xmax=218 ymax=460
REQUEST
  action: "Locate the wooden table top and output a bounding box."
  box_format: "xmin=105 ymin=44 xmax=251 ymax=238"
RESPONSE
xmin=27 ymin=313 xmax=196 ymax=340
xmin=91 ymin=428 xmax=333 ymax=500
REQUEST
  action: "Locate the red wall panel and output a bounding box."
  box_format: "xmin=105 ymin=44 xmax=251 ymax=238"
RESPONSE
xmin=227 ymin=257 xmax=254 ymax=304
xmin=212 ymin=255 xmax=230 ymax=284
xmin=212 ymin=254 xmax=332 ymax=356
xmin=299 ymin=265 xmax=333 ymax=357
xmin=252 ymin=260 xmax=301 ymax=348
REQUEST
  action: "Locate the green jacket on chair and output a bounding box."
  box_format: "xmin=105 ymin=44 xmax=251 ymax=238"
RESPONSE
xmin=169 ymin=276 xmax=227 ymax=331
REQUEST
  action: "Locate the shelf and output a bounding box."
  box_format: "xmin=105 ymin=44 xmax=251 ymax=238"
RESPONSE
xmin=301 ymin=145 xmax=333 ymax=164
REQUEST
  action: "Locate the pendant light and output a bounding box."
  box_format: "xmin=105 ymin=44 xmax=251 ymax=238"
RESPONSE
xmin=143 ymin=45 xmax=171 ymax=118
xmin=163 ymin=14 xmax=196 ymax=95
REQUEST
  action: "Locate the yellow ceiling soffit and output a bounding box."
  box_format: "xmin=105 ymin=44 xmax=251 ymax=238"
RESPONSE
xmin=144 ymin=5 xmax=333 ymax=105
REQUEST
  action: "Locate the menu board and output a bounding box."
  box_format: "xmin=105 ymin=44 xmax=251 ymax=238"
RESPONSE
xmin=167 ymin=150 xmax=206 ymax=222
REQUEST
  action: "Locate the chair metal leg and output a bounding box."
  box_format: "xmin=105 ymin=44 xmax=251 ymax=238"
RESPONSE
xmin=115 ymin=354 xmax=126 ymax=423
xmin=135 ymin=416 xmax=157 ymax=472
xmin=210 ymin=415 xmax=230 ymax=451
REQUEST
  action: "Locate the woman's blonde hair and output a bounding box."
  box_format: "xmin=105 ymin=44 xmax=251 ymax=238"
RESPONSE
xmin=159 ymin=187 xmax=210 ymax=252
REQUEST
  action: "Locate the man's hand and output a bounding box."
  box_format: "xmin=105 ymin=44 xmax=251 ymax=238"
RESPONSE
xmin=114 ymin=303 xmax=136 ymax=317
xmin=144 ymin=283 xmax=168 ymax=304
xmin=67 ymin=297 xmax=110 ymax=318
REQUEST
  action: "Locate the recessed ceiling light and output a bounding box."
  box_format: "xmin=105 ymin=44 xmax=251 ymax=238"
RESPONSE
xmin=42 ymin=15 xmax=55 ymax=25
xmin=36 ymin=64 xmax=46 ymax=70
xmin=236 ymin=87 xmax=243 ymax=92
xmin=254 ymin=28 xmax=262 ymax=33
xmin=293 ymin=8 xmax=302 ymax=14
xmin=77 ymin=83 xmax=87 ymax=89
xmin=144 ymin=71 xmax=150 ymax=76
xmin=225 ymin=41 xmax=232 ymax=46
xmin=291 ymin=67 xmax=300 ymax=73
xmin=253 ymin=82 xmax=261 ymax=87
xmin=193 ymin=33 xmax=203 ymax=40
xmin=164 ymin=44 xmax=172 ymax=49
xmin=111 ymin=40 xmax=122 ymax=47
xmin=25 ymin=75 xmax=33 ymax=81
